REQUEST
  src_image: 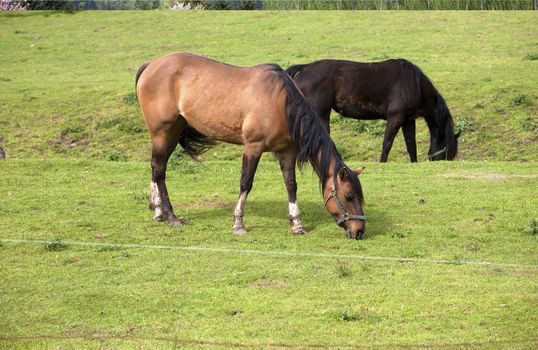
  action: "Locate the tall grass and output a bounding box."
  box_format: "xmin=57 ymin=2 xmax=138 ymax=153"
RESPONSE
xmin=263 ymin=0 xmax=536 ymax=10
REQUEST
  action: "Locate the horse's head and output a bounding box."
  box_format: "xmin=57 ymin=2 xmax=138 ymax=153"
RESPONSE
xmin=430 ymin=92 xmax=460 ymax=161
xmin=429 ymin=130 xmax=460 ymax=161
xmin=324 ymin=166 xmax=366 ymax=239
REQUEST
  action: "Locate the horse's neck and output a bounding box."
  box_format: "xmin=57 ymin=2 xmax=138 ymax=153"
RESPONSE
xmin=311 ymin=148 xmax=337 ymax=187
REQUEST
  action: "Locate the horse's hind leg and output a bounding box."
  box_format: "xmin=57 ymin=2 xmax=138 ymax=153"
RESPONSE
xmin=278 ymin=150 xmax=307 ymax=235
xmin=380 ymin=113 xmax=405 ymax=162
xmin=232 ymin=144 xmax=263 ymax=235
xmin=149 ymin=116 xmax=186 ymax=225
xmin=402 ymin=119 xmax=417 ymax=162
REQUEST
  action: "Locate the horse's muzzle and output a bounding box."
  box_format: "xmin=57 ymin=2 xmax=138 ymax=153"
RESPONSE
xmin=347 ymin=229 xmax=365 ymax=240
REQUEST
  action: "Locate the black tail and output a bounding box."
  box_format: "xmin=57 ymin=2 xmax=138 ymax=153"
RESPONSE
xmin=285 ymin=64 xmax=309 ymax=78
xmin=135 ymin=62 xmax=149 ymax=89
xmin=178 ymin=125 xmax=217 ymax=160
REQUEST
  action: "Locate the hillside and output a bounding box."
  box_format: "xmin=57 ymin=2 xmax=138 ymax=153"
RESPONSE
xmin=0 ymin=11 xmax=537 ymax=162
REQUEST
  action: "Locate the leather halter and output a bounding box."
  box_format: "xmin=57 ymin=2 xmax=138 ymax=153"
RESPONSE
xmin=428 ymin=146 xmax=448 ymax=161
xmin=324 ymin=188 xmax=366 ymax=226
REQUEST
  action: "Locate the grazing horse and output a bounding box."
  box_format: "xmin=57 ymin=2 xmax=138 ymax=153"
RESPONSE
xmin=286 ymin=59 xmax=460 ymax=162
xmin=136 ymin=52 xmax=367 ymax=239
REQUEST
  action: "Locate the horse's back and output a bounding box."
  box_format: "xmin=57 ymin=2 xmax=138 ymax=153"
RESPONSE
xmin=293 ymin=59 xmax=423 ymax=117
xmin=137 ymin=52 xmax=290 ymax=148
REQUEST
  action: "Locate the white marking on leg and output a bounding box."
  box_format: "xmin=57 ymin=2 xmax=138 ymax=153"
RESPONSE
xmin=233 ymin=192 xmax=248 ymax=234
xmin=151 ymin=181 xmax=163 ymax=219
xmin=288 ymin=201 xmax=306 ymax=234
xmin=289 ymin=201 xmax=300 ymax=218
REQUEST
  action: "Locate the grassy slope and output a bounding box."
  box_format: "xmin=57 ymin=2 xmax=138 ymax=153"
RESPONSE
xmin=0 ymin=159 xmax=537 ymax=348
xmin=0 ymin=11 xmax=537 ymax=162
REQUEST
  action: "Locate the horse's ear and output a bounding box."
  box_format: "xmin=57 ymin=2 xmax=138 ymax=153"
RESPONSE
xmin=353 ymin=166 xmax=365 ymax=176
xmin=455 ymin=131 xmax=461 ymax=139
xmin=338 ymin=167 xmax=348 ymax=180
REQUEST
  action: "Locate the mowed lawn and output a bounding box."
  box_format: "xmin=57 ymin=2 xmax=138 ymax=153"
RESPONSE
xmin=0 ymin=159 xmax=536 ymax=348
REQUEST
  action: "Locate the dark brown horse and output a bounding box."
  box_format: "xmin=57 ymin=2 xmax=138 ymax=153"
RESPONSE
xmin=136 ymin=52 xmax=367 ymax=239
xmin=286 ymin=59 xmax=460 ymax=162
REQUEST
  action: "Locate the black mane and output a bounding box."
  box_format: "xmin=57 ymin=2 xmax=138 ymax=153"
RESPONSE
xmin=274 ymin=67 xmax=364 ymax=204
xmin=404 ymin=60 xmax=457 ymax=158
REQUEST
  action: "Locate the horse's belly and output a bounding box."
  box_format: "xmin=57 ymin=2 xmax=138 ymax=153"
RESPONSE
xmin=338 ymin=103 xmax=385 ymax=120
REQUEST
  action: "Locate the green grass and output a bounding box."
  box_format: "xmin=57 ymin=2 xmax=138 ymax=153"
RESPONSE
xmin=0 ymin=10 xmax=537 ymax=349
xmin=0 ymin=159 xmax=537 ymax=348
xmin=0 ymin=11 xmax=537 ymax=162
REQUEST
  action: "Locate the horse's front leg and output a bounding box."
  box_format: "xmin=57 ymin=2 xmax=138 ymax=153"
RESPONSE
xmin=278 ymin=150 xmax=307 ymax=235
xmin=402 ymin=118 xmax=417 ymax=162
xmin=232 ymin=145 xmax=262 ymax=235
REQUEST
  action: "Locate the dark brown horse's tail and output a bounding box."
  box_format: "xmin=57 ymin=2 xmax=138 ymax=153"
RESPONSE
xmin=285 ymin=64 xmax=309 ymax=78
xmin=178 ymin=125 xmax=217 ymax=160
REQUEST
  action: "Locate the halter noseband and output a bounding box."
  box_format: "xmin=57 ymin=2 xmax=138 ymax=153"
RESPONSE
xmin=324 ymin=188 xmax=366 ymax=226
xmin=428 ymin=146 xmax=448 ymax=161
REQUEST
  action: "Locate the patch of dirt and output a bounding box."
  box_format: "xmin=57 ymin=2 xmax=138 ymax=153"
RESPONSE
xmin=67 ymin=327 xmax=112 ymax=339
xmin=253 ymin=279 xmax=288 ymax=288
xmin=49 ymin=134 xmax=89 ymax=151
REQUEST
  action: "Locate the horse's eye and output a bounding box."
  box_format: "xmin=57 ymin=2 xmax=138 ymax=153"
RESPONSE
xmin=344 ymin=194 xmax=353 ymax=201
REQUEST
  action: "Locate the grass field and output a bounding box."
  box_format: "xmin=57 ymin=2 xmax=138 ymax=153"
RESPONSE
xmin=0 ymin=11 xmax=537 ymax=162
xmin=0 ymin=10 xmax=537 ymax=349
xmin=0 ymin=159 xmax=537 ymax=348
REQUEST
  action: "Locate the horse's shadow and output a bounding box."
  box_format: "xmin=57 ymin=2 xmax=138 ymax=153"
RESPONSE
xmin=182 ymin=199 xmax=390 ymax=239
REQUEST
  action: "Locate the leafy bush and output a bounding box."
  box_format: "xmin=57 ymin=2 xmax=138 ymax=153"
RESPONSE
xmin=509 ymin=94 xmax=533 ymax=107
xmin=523 ymin=219 xmax=537 ymax=236
xmin=455 ymin=118 xmax=475 ymax=134
xmin=520 ymin=116 xmax=538 ymax=133
xmin=96 ymin=117 xmax=122 ymax=130
xmin=45 ymin=239 xmax=68 ymax=252
xmin=352 ymin=120 xmax=386 ymax=137
xmin=122 ymin=92 xmax=138 ymax=106
xmin=524 ymin=53 xmax=538 ymax=61
xmin=0 ymin=0 xmax=28 ymax=10
xmin=106 ymin=151 xmax=127 ymax=162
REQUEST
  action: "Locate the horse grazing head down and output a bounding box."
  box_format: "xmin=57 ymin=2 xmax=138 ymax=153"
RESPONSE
xmin=428 ymin=90 xmax=461 ymax=161
xmin=323 ymin=166 xmax=366 ymax=240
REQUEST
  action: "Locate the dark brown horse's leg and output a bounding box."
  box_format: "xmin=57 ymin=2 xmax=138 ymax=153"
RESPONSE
xmin=402 ymin=119 xmax=417 ymax=162
xmin=380 ymin=114 xmax=405 ymax=162
xmin=232 ymin=145 xmax=263 ymax=235
xmin=149 ymin=118 xmax=186 ymax=225
xmin=278 ymin=150 xmax=307 ymax=235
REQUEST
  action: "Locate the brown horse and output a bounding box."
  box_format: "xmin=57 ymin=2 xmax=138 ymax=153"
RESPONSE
xmin=286 ymin=59 xmax=460 ymax=162
xmin=136 ymin=52 xmax=367 ymax=239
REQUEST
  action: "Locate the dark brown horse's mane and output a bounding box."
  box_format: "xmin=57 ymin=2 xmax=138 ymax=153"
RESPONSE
xmin=273 ymin=67 xmax=364 ymax=203
xmin=399 ymin=60 xmax=457 ymax=158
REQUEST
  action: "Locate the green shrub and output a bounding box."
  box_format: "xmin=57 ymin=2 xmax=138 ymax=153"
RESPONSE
xmin=523 ymin=219 xmax=538 ymax=236
xmin=524 ymin=53 xmax=538 ymax=61
xmin=509 ymin=94 xmax=533 ymax=107
xmin=455 ymin=118 xmax=475 ymax=134
xmin=45 ymin=239 xmax=68 ymax=252
xmin=106 ymin=151 xmax=127 ymax=162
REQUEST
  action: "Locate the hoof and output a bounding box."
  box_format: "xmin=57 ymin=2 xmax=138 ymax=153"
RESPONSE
xmin=232 ymin=226 xmax=247 ymax=235
xmin=154 ymin=214 xmax=165 ymax=222
xmin=291 ymin=226 xmax=307 ymax=235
